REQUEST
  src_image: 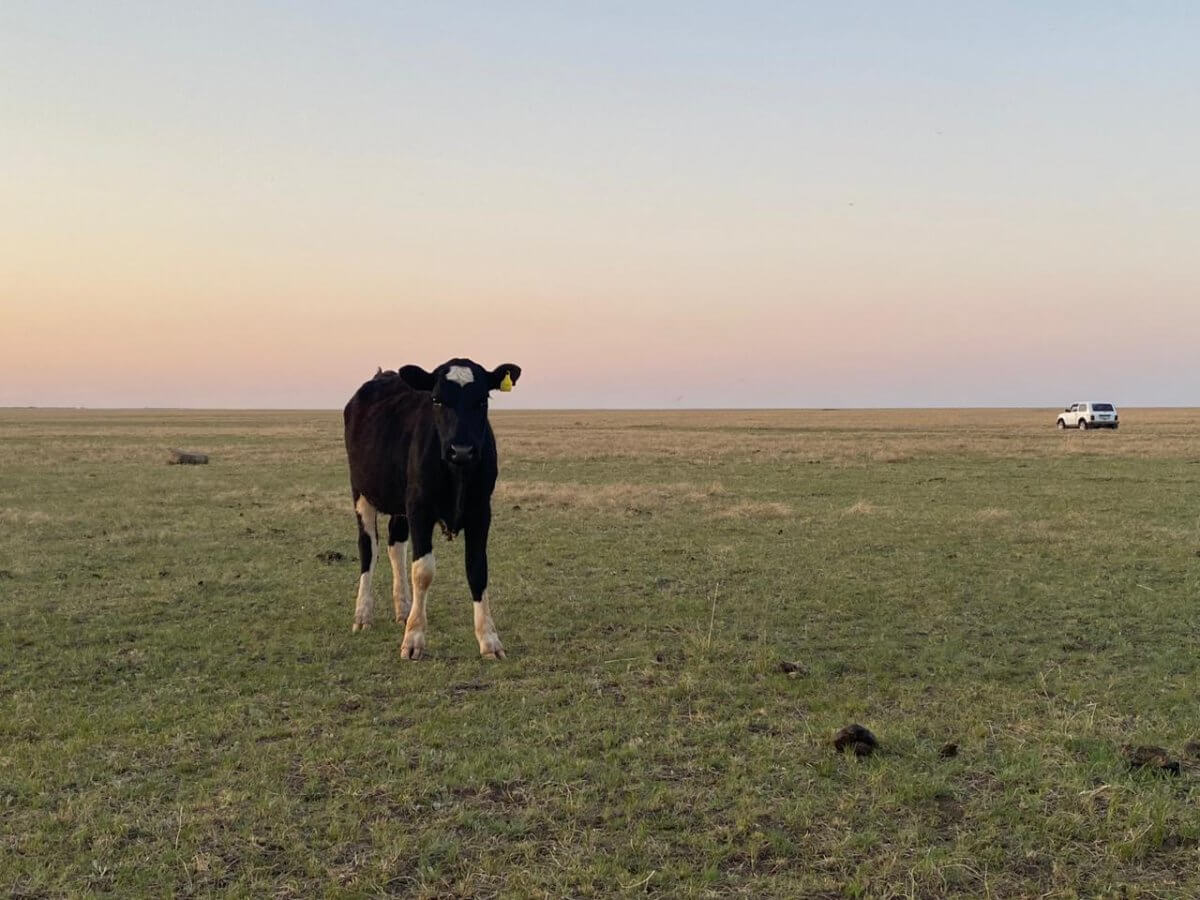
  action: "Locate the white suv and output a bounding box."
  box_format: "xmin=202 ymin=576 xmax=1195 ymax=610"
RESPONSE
xmin=1057 ymin=402 xmax=1119 ymax=430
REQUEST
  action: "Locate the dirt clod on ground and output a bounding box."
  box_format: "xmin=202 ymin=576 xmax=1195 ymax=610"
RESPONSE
xmin=167 ymin=448 xmax=209 ymax=465
xmin=1122 ymin=744 xmax=1181 ymax=775
xmin=779 ymin=660 xmax=807 ymax=676
xmin=316 ymin=550 xmax=346 ymax=563
xmin=939 ymin=742 xmax=959 ymax=759
xmin=834 ymin=723 xmax=878 ymax=756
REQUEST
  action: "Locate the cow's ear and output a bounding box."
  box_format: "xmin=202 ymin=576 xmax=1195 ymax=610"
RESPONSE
xmin=488 ymin=364 xmax=521 ymax=392
xmin=398 ymin=365 xmax=435 ymax=391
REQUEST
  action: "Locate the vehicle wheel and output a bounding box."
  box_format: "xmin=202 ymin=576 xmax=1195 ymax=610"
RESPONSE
xmin=1078 ymin=419 xmax=1088 ymax=430
xmin=1056 ymin=419 xmax=1065 ymax=429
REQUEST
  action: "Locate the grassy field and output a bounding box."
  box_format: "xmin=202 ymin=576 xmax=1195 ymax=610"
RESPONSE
xmin=2 ymin=407 xmax=1199 ymax=897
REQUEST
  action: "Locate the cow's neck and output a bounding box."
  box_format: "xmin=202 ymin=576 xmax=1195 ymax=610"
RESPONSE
xmin=440 ymin=465 xmax=473 ymax=535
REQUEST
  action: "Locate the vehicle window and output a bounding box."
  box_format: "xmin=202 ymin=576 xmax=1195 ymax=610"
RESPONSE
xmin=1093 ymin=403 xmax=1114 ymax=411
xmin=1079 ymin=403 xmax=1089 ymax=411
xmin=1069 ymin=404 xmax=1077 ymax=411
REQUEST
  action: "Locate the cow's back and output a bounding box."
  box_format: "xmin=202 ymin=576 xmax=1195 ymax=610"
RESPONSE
xmin=343 ymin=374 xmax=426 ymax=514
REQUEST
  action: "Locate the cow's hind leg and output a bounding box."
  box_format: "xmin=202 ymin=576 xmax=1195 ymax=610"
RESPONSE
xmin=352 ymin=493 xmax=379 ymax=632
xmin=388 ymin=514 xmax=412 ymax=624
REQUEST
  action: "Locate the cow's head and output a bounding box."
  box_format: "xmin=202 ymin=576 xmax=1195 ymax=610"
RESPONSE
xmin=398 ymin=359 xmax=521 ymax=468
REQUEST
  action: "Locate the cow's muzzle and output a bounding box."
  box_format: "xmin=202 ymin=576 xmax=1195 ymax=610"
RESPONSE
xmin=445 ymin=444 xmax=479 ymax=467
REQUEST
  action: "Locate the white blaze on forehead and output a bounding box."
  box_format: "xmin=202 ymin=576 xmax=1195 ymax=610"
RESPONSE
xmin=445 ymin=366 xmax=474 ymax=387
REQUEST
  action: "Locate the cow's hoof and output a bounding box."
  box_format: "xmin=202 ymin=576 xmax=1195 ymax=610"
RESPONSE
xmin=401 ymin=631 xmax=426 ymax=660
xmin=479 ymin=636 xmax=505 ymax=660
xmin=352 ymin=621 xmax=370 ymax=633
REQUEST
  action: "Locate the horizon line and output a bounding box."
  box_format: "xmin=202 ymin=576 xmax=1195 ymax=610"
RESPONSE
xmin=4 ymin=403 xmax=1197 ymax=413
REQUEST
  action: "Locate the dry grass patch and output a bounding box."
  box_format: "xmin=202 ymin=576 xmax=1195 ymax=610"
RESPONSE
xmin=1018 ymin=519 xmax=1059 ymax=540
xmin=711 ymin=500 xmax=793 ymax=519
xmin=282 ymin=490 xmax=349 ymax=515
xmin=843 ymin=499 xmax=889 ymax=516
xmin=495 ymin=480 xmax=792 ymax=519
xmin=496 ymin=479 xmax=724 ymax=508
xmin=0 ymin=508 xmax=56 ymax=525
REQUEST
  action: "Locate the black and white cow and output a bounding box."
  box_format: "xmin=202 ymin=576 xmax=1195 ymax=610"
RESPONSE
xmin=343 ymin=358 xmax=521 ymax=660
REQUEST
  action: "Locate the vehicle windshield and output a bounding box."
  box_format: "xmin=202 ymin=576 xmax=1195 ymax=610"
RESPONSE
xmin=1092 ymin=403 xmax=1115 ymax=411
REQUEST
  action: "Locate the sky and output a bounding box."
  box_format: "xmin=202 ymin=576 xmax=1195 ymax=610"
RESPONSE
xmin=2 ymin=1 xmax=1198 ymax=408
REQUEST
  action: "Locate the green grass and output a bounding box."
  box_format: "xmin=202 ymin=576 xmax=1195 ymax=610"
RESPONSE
xmin=2 ymin=408 xmax=1199 ymax=897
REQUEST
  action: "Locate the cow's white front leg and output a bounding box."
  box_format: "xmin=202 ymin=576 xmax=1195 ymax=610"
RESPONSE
xmin=474 ymin=590 xmax=504 ymax=660
xmin=463 ymin=508 xmax=502 ymax=660
xmin=352 ymin=495 xmax=378 ymax=632
xmin=402 ymin=552 xmax=433 ymax=660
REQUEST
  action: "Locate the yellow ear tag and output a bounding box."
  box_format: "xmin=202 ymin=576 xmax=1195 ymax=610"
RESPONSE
xmin=499 ymin=372 xmax=514 ymax=392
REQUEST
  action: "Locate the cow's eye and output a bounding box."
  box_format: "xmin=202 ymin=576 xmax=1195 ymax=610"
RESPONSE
xmin=431 ymin=397 xmax=444 ymax=407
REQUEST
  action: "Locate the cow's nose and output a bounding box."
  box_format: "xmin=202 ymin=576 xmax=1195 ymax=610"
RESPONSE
xmin=446 ymin=444 xmax=478 ymax=465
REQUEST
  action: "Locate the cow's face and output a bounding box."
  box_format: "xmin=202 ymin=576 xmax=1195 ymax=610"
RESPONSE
xmin=399 ymin=359 xmax=522 ymax=468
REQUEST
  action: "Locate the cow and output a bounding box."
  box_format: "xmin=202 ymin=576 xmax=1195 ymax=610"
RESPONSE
xmin=343 ymin=358 xmax=521 ymax=660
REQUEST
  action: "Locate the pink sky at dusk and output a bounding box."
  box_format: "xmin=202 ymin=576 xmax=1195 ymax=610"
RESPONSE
xmin=3 ymin=2 xmax=1198 ymax=408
